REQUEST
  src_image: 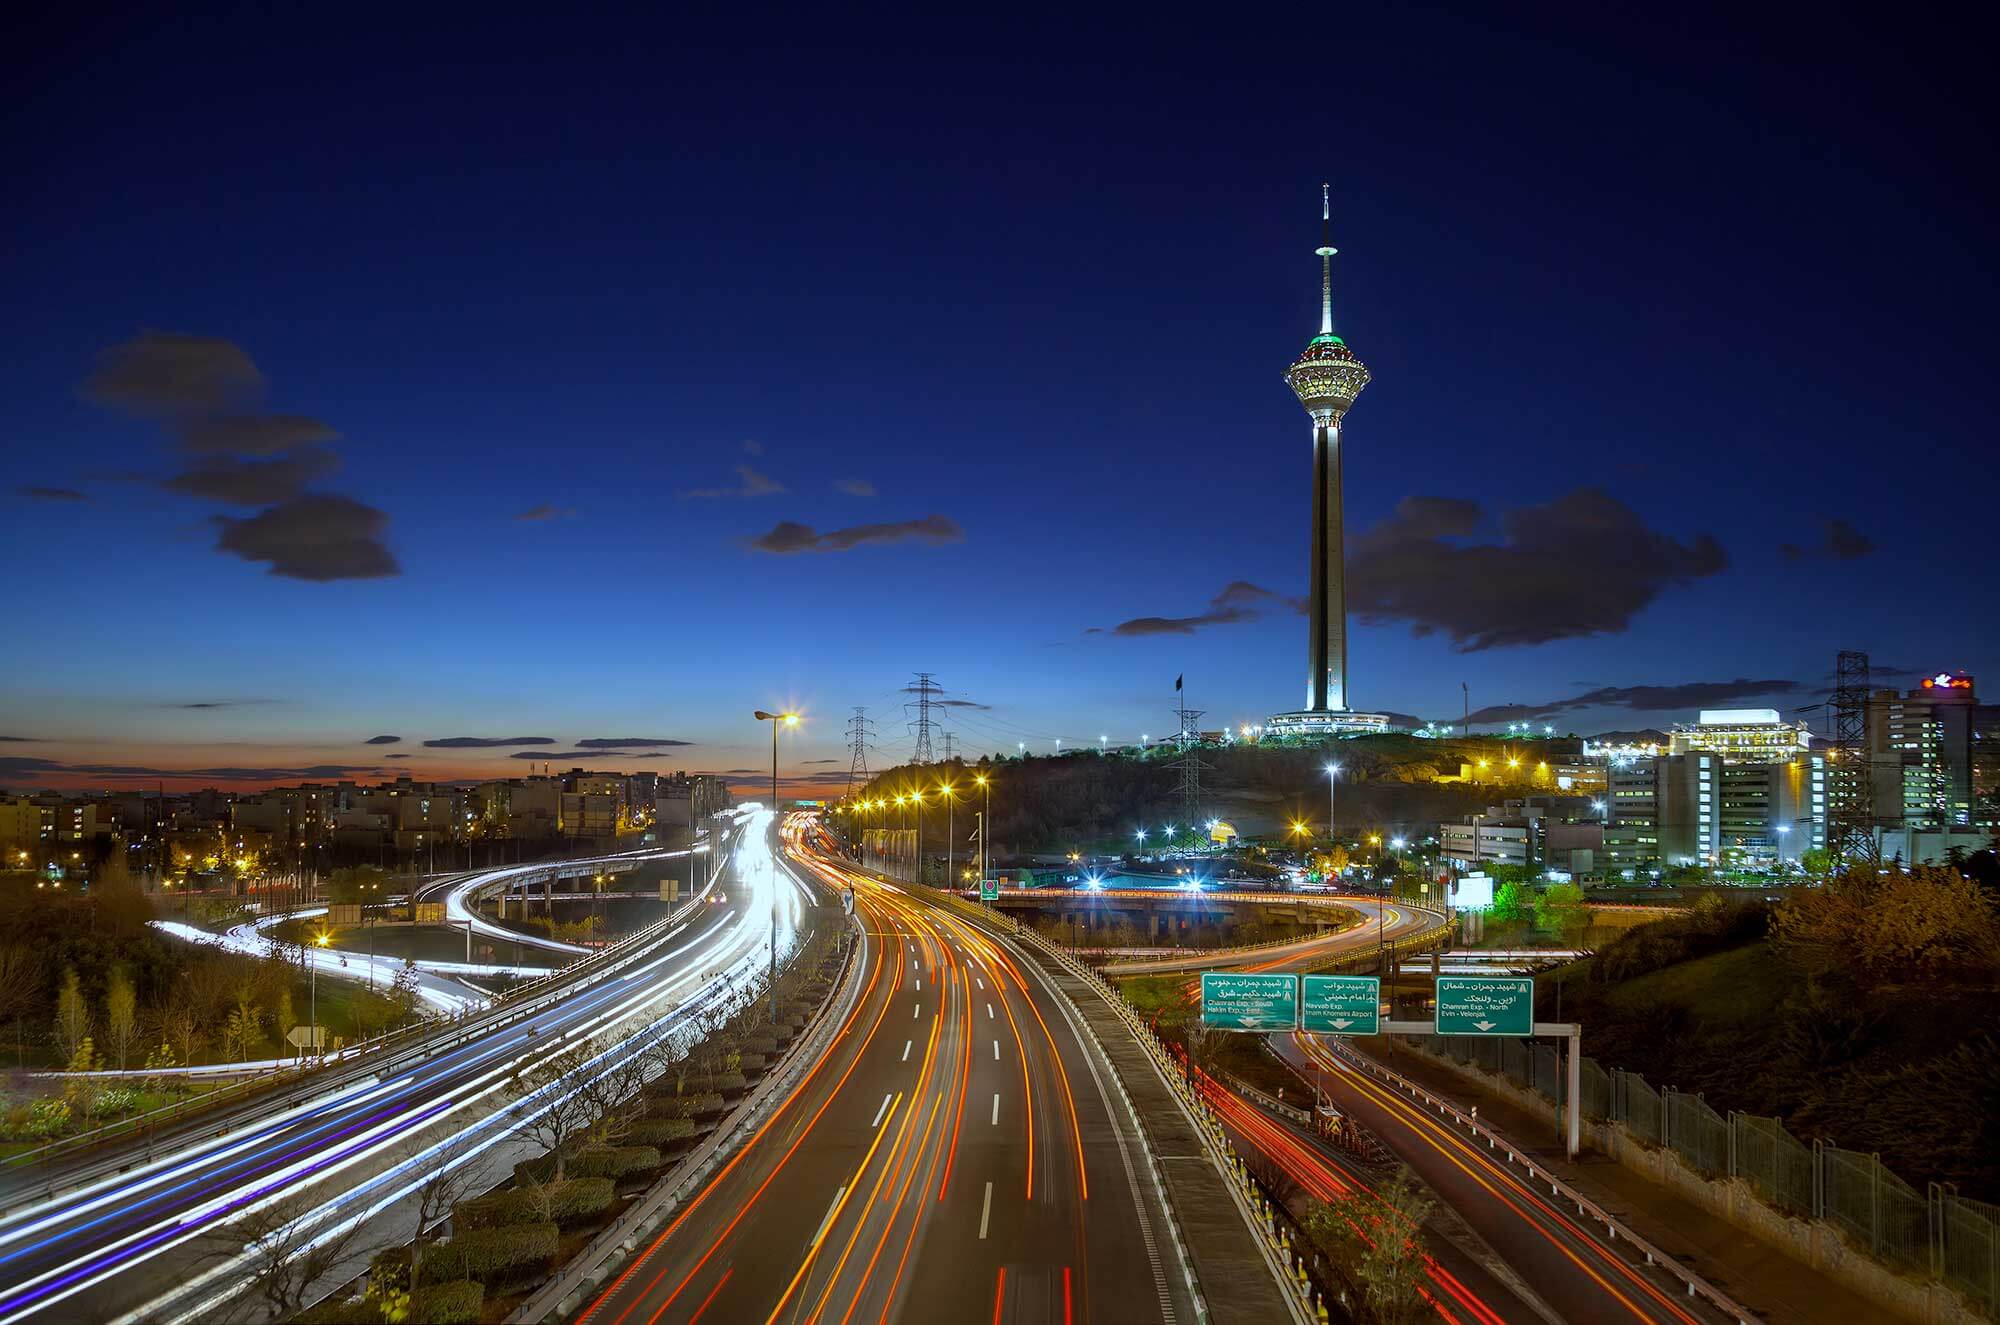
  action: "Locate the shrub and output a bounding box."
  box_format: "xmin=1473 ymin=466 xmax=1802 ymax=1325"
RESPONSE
xmin=409 ymin=1279 xmax=483 ymax=1324
xmin=736 ymin=1032 xmax=778 ymax=1057
xmin=293 ymin=1299 xmax=377 ymax=1324
xmin=736 ymin=1052 xmax=768 ymax=1075
xmin=455 ymin=1177 xmax=615 ymax=1229
xmin=689 ymin=1071 xmax=747 ymax=1095
xmin=626 ymin=1116 xmax=697 ymax=1148
xmin=655 ymin=1090 xmax=725 ymax=1119
xmin=417 ymin=1221 xmax=559 ymax=1285
xmin=569 ymin=1144 xmax=662 ymax=1179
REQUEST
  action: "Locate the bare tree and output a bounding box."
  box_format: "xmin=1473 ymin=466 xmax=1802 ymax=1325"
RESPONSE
xmin=206 ymin=1190 xmax=367 ymax=1322
xmin=404 ymin=1134 xmax=487 ymax=1291
xmin=1303 ymin=1165 xmax=1434 ymax=1325
xmin=503 ymin=1036 xmax=599 ymax=1181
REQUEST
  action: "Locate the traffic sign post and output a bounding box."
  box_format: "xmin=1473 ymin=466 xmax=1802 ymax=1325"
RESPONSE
xmin=1300 ymin=974 xmax=1380 ymax=1036
xmin=1200 ymin=972 xmax=1299 ymax=1031
xmin=979 ymin=879 xmax=999 ymax=902
xmin=1434 ymin=976 xmax=1534 ymax=1036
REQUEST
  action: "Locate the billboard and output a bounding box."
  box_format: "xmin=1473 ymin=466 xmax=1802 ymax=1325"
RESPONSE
xmin=1451 ymin=873 xmax=1494 ymax=911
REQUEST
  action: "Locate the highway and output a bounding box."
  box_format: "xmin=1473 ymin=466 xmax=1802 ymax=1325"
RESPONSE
xmin=1100 ymin=896 xmax=1446 ymax=976
xmin=0 ymin=813 xmax=790 ymax=1325
xmin=1274 ymin=1033 xmax=1725 ymax=1324
xmin=582 ymin=819 xmax=1202 ymax=1325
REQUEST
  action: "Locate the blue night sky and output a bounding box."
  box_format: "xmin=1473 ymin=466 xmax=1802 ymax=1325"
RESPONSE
xmin=2 ymin=5 xmax=1990 ymax=793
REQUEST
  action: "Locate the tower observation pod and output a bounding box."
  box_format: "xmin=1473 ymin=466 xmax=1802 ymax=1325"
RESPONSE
xmin=1268 ymin=185 xmax=1391 ymax=739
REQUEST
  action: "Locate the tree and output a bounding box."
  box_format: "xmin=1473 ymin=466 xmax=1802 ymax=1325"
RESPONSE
xmin=1490 ymin=881 xmax=1529 ymax=924
xmin=211 ymin=1191 xmax=366 ymax=1322
xmin=405 ymin=1134 xmax=486 ymax=1291
xmin=103 ymin=965 xmax=138 ymax=1071
xmin=505 ymin=1038 xmax=600 ymax=1181
xmin=1771 ymin=864 xmax=2000 ymax=988
xmin=222 ymin=990 xmax=263 ymax=1062
xmin=0 ymin=946 xmax=37 ymax=1063
xmin=54 ymin=965 xmax=91 ymax=1064
xmin=1304 ymin=1165 xmax=1434 ymax=1325
xmin=391 ymin=958 xmax=422 ymax=1025
xmin=327 ymin=864 xmax=390 ymax=905
xmin=1799 ymin=847 xmax=1836 ymax=880
xmin=1533 ymin=883 xmax=1589 ymax=943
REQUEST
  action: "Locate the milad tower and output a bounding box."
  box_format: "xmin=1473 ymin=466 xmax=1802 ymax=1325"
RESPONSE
xmin=1268 ymin=185 xmax=1390 ymax=738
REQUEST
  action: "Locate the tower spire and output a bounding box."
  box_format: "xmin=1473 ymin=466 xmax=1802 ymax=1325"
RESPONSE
xmin=1316 ymin=182 xmax=1337 ymax=339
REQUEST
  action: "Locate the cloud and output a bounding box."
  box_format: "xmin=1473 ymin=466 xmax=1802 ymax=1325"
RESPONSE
xmin=834 ymin=478 xmax=876 ymax=497
xmin=1455 ymin=677 xmax=1802 ymax=726
xmin=212 ymin=494 xmax=399 ymax=581
xmin=0 ymin=755 xmax=386 ymax=784
xmin=176 ymin=414 xmax=340 ymax=455
xmin=1781 ymin=518 xmax=1874 ymax=562
xmin=365 ymin=735 xmax=402 ymax=745
xmin=510 ymin=750 xmax=642 ymax=760
xmin=574 ymin=737 xmax=693 ymax=748
xmin=748 ymin=513 xmax=963 ymax=554
xmin=684 ymin=464 xmax=785 ymax=499
xmin=1349 ymin=488 xmax=1726 ymax=651
xmin=514 ymin=504 xmax=576 ymax=522
xmin=0 ymin=736 xmax=43 ymax=743
xmin=424 ymin=736 xmax=556 ymax=748
xmin=84 ymin=332 xmax=262 ymax=416
xmin=163 ymin=447 xmax=341 ymax=506
xmin=935 ymin=699 xmax=992 ymax=710
xmin=17 ymin=486 xmax=87 ymax=502
xmin=173 ymin=700 xmax=275 ymax=710
xmin=1100 ymin=580 xmax=1301 ymax=637
xmin=802 ymin=758 xmax=841 ymax=764
xmin=385 ymin=753 xmax=412 ymax=759
xmin=742 ymin=439 xmax=764 ymax=456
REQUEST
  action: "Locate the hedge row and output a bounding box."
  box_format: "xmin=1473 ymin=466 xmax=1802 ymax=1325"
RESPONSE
xmin=625 ymin=1116 xmax=698 ymax=1148
xmin=455 ymin=1176 xmax=615 ymax=1229
xmin=417 ymin=1221 xmax=559 ymax=1285
xmin=409 ymin=1279 xmax=484 ymax=1324
xmin=569 ymin=1144 xmax=661 ymax=1179
xmin=687 ymin=1070 xmax=747 ymax=1095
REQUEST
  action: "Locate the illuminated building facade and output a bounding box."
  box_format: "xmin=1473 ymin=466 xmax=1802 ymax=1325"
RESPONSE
xmin=1866 ymin=672 xmax=1979 ymax=829
xmin=1268 ymin=186 xmax=1389 ymax=739
xmin=1604 ymin=709 xmax=1827 ymax=874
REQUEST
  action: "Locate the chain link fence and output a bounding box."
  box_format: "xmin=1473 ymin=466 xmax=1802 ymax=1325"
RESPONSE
xmin=1405 ymin=1034 xmax=2000 ymax=1318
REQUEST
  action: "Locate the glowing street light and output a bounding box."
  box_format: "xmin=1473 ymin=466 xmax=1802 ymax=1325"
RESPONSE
xmin=1323 ymin=762 xmax=1342 ymax=844
xmin=752 ymin=708 xmax=802 ymax=1020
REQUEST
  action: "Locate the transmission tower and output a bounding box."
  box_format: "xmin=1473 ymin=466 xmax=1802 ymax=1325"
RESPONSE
xmin=1829 ymin=649 xmax=1876 ymax=861
xmin=941 ymin=732 xmax=957 ymax=763
xmin=906 ymin=673 xmax=941 ymax=764
xmin=845 ymin=707 xmax=876 ymax=796
xmin=1169 ymin=681 xmax=1208 ymax=842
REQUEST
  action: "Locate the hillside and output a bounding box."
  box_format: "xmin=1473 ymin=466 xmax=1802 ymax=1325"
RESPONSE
xmin=848 ymin=737 xmax=1590 ymax=854
xmin=1547 ymin=881 xmax=2000 ymax=1194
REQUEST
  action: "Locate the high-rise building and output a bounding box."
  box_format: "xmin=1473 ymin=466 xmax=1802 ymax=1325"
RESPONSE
xmin=1866 ymin=672 xmax=1979 ymax=829
xmin=1605 ymin=710 xmax=1826 ymax=874
xmin=1268 ymin=186 xmax=1389 ymax=739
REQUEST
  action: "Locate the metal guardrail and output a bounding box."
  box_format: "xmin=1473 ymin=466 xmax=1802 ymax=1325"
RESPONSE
xmin=1326 ymin=1040 xmax=1761 ymax=1324
xmin=2 ymin=843 xmax=731 ymax=1184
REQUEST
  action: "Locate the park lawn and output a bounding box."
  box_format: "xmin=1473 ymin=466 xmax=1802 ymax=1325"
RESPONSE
xmin=1118 ymin=974 xmax=1199 ymax=1024
xmin=1597 ymin=943 xmax=1791 ymax=1027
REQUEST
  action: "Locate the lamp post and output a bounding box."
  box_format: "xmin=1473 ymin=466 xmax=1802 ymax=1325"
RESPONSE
xmin=975 ymin=774 xmax=991 ymax=896
xmin=310 ymin=931 xmax=329 ymax=1063
xmin=1324 ymin=763 xmax=1341 ymax=847
xmin=939 ymin=781 xmax=956 ymax=895
xmin=752 ymin=709 xmax=800 ymax=1023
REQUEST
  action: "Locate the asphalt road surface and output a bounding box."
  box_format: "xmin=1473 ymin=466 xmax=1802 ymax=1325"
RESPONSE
xmin=581 ymin=821 xmax=1201 ymax=1325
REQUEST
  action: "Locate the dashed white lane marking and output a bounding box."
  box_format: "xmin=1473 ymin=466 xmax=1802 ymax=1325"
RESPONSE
xmin=977 ymin=978 xmax=985 ymax=990
xmin=913 ymin=1003 xmax=921 ymax=1019
xmin=902 ymin=1039 xmax=912 ymax=1062
xmin=979 ymin=1180 xmax=993 ymax=1239
xmin=872 ymin=1093 xmax=892 ymax=1127
xmin=812 ymin=1187 xmax=845 ymax=1246
xmin=991 ymin=1092 xmax=1000 ymax=1126
xmin=916 ymin=978 xmax=921 ymax=991
xmin=993 ymin=1039 xmax=1000 ymax=1061
xmin=986 ymin=1002 xmax=994 ymax=1019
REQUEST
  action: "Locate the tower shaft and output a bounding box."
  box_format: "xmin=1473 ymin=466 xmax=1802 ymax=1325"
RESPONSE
xmin=1308 ymin=416 xmax=1348 ymax=710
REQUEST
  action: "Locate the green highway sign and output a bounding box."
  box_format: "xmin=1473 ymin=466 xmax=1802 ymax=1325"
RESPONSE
xmin=1300 ymin=974 xmax=1380 ymax=1036
xmin=1200 ymin=972 xmax=1299 ymax=1032
xmin=1435 ymin=976 xmax=1535 ymax=1036
xmin=979 ymin=879 xmax=999 ymax=902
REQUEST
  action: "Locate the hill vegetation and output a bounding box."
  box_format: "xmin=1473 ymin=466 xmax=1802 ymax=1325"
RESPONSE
xmin=848 ymin=736 xmax=1582 ymax=853
xmin=1550 ymin=865 xmax=2000 ymax=1192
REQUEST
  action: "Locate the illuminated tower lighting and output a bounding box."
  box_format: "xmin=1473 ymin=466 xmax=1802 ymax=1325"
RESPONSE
xmin=1269 ymin=184 xmax=1390 ymax=739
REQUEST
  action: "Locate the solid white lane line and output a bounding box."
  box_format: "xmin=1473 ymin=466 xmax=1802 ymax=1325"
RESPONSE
xmin=902 ymin=1039 xmax=912 ymax=1062
xmin=993 ymin=1039 xmax=1000 ymax=1061
xmin=979 ymin=1180 xmax=993 ymax=1239
xmin=812 ymin=1187 xmax=846 ymax=1247
xmin=872 ymin=1093 xmax=892 ymax=1127
xmin=991 ymin=1092 xmax=1000 ymax=1125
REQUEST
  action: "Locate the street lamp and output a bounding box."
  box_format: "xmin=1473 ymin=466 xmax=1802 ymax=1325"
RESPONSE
xmin=752 ymin=709 xmax=800 ymax=1021
xmin=1323 ymin=763 xmax=1341 ymax=845
xmin=310 ymin=931 xmax=330 ymax=1063
xmin=938 ymin=780 xmax=956 ymax=892
xmin=974 ymin=773 xmax=991 ymax=897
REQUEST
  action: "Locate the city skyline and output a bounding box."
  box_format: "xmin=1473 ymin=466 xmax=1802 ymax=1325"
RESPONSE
xmin=4 ymin=8 xmax=1992 ymax=793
